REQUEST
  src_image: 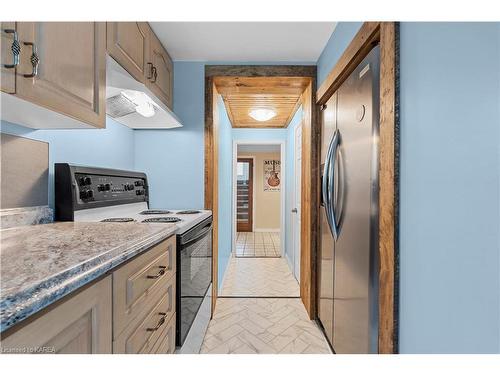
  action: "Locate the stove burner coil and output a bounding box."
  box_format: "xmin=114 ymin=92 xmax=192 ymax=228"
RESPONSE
xmin=101 ymin=218 xmax=135 ymax=223
xmin=139 ymin=210 xmax=172 ymax=215
xmin=176 ymin=210 xmax=201 ymax=215
xmin=142 ymin=217 xmax=181 ymax=223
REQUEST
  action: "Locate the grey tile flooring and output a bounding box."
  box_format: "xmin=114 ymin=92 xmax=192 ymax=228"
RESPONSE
xmin=235 ymin=232 xmax=280 ymax=257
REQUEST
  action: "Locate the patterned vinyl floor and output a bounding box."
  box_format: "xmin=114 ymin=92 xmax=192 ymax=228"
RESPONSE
xmin=200 ymin=256 xmax=331 ymax=354
xmin=235 ymin=232 xmax=280 ymax=257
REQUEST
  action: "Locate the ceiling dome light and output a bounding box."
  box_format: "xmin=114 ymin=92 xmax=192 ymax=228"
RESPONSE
xmin=249 ymin=108 xmax=277 ymax=122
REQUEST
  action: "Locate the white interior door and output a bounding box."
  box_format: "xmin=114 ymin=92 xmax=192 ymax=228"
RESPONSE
xmin=292 ymin=123 xmax=302 ymax=281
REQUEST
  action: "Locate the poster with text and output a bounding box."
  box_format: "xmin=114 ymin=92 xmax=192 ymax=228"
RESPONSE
xmin=264 ymin=159 xmax=281 ymax=192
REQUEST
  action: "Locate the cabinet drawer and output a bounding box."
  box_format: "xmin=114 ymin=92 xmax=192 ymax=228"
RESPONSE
xmin=149 ymin=313 xmax=176 ymax=354
xmin=113 ymin=274 xmax=175 ymax=354
xmin=113 ymin=235 xmax=176 ymax=338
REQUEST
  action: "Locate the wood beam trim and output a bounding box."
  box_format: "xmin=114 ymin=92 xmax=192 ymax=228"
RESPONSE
xmin=316 ymin=22 xmax=380 ymax=104
xmin=284 ymin=97 xmax=303 ymax=128
xmin=378 ymin=22 xmax=398 ymax=354
xmin=207 ymin=65 xmax=316 ymax=78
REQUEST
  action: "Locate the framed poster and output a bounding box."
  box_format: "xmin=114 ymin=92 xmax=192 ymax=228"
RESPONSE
xmin=264 ymin=159 xmax=281 ymax=192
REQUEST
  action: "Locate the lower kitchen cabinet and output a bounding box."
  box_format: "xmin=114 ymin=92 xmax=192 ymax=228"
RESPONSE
xmin=0 ymin=237 xmax=177 ymax=354
xmin=113 ymin=236 xmax=177 ymax=354
xmin=0 ymin=276 xmax=112 ymax=354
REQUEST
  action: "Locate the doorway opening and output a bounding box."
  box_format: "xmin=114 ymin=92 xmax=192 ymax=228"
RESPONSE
xmin=233 ymin=143 xmax=284 ymax=258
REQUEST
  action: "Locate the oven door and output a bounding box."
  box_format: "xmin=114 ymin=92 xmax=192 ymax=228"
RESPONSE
xmin=176 ymin=217 xmax=213 ymax=347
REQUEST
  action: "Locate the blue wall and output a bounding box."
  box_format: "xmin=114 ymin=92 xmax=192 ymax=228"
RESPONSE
xmin=398 ymin=22 xmax=500 ymax=354
xmin=134 ymin=62 xmax=205 ymax=209
xmin=217 ymin=95 xmax=233 ymax=288
xmin=285 ymin=107 xmax=303 ymax=268
xmin=317 ymin=22 xmax=363 ymax=87
xmin=317 ymin=22 xmax=500 ymax=353
xmin=0 ymin=118 xmax=135 ymax=208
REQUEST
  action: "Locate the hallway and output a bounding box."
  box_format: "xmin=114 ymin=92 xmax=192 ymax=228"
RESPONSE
xmin=200 ymin=256 xmax=330 ymax=354
xmin=235 ymin=232 xmax=281 ymax=258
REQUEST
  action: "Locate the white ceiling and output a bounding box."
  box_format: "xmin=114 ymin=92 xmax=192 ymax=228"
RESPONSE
xmin=149 ymin=22 xmax=336 ymax=62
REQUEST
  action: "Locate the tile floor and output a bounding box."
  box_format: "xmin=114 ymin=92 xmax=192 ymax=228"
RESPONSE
xmin=200 ymin=298 xmax=331 ymax=354
xmin=236 ymin=232 xmax=280 ymax=257
xmin=220 ymin=257 xmax=300 ymax=297
xmin=200 ymin=255 xmax=331 ymax=354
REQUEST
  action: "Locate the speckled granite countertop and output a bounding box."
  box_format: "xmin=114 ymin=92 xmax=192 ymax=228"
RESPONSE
xmin=0 ymin=222 xmax=177 ymax=332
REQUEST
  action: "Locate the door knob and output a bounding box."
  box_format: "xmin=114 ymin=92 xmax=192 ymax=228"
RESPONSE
xmin=292 ymin=208 xmax=298 ymax=213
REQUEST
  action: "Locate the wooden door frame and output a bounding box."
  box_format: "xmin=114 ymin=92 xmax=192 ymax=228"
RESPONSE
xmin=232 ymin=140 xmax=286 ymax=258
xmin=316 ymin=22 xmax=399 ymax=354
xmin=236 ymin=157 xmax=254 ymax=232
xmin=205 ymin=65 xmax=318 ymax=320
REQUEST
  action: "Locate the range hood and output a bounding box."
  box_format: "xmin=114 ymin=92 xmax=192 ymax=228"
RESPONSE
xmin=106 ymin=56 xmax=182 ymax=129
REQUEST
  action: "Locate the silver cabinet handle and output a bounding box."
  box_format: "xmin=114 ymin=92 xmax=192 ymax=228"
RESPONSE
xmin=3 ymin=29 xmax=20 ymax=68
xmin=146 ymin=62 xmax=153 ymax=80
xmin=146 ymin=312 xmax=167 ymax=332
xmin=23 ymin=42 xmax=39 ymax=78
xmin=151 ymin=66 xmax=157 ymax=83
xmin=146 ymin=265 xmax=167 ymax=279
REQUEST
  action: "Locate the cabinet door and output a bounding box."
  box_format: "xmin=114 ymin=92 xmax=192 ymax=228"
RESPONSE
xmin=146 ymin=28 xmax=173 ymax=109
xmin=107 ymin=22 xmax=149 ymax=84
xmin=1 ymin=276 xmax=112 ymax=354
xmin=15 ymin=22 xmax=106 ymax=128
xmin=1 ymin=22 xmax=17 ymax=94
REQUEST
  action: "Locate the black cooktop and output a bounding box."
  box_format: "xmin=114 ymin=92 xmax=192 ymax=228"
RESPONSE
xmin=139 ymin=210 xmax=172 ymax=215
xmin=176 ymin=210 xmax=201 ymax=215
xmin=101 ymin=218 xmax=135 ymax=223
xmin=142 ymin=217 xmax=181 ymax=223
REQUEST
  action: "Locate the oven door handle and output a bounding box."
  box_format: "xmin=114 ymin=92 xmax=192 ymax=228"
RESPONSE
xmin=180 ymin=224 xmax=212 ymax=246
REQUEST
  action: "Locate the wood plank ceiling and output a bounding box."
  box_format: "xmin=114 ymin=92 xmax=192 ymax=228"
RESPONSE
xmin=213 ymin=76 xmax=310 ymax=128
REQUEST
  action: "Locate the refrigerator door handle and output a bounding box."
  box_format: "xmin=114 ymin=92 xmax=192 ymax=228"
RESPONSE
xmin=322 ymin=134 xmax=335 ymax=237
xmin=327 ymin=129 xmax=341 ymax=239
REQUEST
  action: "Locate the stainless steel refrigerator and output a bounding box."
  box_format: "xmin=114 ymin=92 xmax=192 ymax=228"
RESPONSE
xmin=318 ymin=46 xmax=380 ymax=354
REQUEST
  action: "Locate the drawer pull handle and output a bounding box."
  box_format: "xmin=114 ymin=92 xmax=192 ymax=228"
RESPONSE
xmin=147 ymin=312 xmax=167 ymax=332
xmin=146 ymin=265 xmax=167 ymax=279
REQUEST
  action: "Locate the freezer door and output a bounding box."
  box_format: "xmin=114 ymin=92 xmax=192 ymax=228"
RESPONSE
xmin=321 ymin=92 xmax=337 ymax=164
xmin=332 ymin=46 xmax=380 ymax=354
xmin=318 ymin=204 xmax=335 ymax=344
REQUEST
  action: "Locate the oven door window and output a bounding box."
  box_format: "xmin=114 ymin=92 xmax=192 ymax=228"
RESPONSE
xmin=179 ymin=225 xmax=212 ymax=345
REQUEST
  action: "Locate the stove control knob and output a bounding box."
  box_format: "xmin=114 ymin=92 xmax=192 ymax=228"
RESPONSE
xmin=87 ymin=189 xmax=94 ymax=199
xmin=97 ymin=184 xmax=104 ymax=192
xmin=105 ymin=183 xmax=111 ymax=191
xmin=135 ymin=180 xmax=144 ymax=187
xmin=84 ymin=177 xmax=92 ymax=186
xmin=78 ymin=177 xmax=86 ymax=186
xmin=128 ymin=183 xmax=135 ymax=191
xmin=136 ymin=189 xmax=145 ymax=196
xmin=80 ymin=190 xmax=89 ymax=200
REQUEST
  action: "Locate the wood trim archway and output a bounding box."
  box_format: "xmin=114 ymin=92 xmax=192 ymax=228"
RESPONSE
xmin=205 ymin=21 xmax=398 ymax=354
xmin=205 ymin=65 xmax=319 ymax=320
xmin=316 ymin=22 xmax=399 ymax=354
